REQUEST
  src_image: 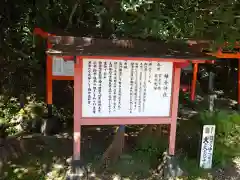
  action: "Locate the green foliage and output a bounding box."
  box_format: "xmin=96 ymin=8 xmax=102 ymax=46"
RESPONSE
xmin=109 ymin=131 xmax=168 ymax=178
xmin=0 ymin=0 xmax=239 ymax=96
xmin=0 ymin=96 xmax=21 ymax=125
xmin=1 ymin=0 xmax=240 ymax=179
xmin=195 ymin=110 xmax=240 ymax=167
xmin=110 ymin=153 xmax=151 ymax=178
xmin=115 ymin=0 xmax=240 ymax=43
xmin=175 ymin=109 xmax=240 ymax=179
xmin=1 ymin=0 xmax=240 ymax=56
xmin=135 ymin=131 xmax=168 ymax=159
xmin=179 ymin=158 xmax=209 ymax=180
xmin=107 ymin=109 xmax=240 ymax=178
xmin=1 ymin=0 xmax=240 ymax=134
xmin=2 ymin=135 xmax=70 ymax=180
xmin=0 ymin=95 xmax=46 ymax=135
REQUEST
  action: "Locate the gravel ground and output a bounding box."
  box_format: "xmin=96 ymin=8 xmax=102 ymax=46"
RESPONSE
xmin=213 ymin=157 xmax=240 ymax=180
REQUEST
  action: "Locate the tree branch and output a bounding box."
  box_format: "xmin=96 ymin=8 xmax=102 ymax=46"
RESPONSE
xmin=65 ymin=0 xmax=81 ymax=31
xmin=3 ymin=41 xmax=30 ymax=59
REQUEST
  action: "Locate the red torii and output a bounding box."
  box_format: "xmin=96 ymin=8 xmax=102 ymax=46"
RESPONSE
xmin=187 ymin=40 xmax=240 ymax=106
xmin=33 ymin=28 xmax=56 ymax=111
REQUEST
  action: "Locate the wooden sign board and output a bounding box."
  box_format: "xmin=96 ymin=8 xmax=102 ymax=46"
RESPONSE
xmin=82 ymin=59 xmax=173 ymax=117
xmin=52 ymin=56 xmax=74 ymax=76
xmin=199 ymin=125 xmax=216 ymax=169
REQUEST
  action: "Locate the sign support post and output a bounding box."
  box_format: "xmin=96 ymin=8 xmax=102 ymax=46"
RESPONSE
xmin=73 ymin=56 xmax=82 ymax=161
xmin=169 ymin=65 xmax=181 ymax=155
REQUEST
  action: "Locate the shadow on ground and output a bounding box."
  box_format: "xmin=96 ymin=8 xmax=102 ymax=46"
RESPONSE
xmin=0 ymin=126 xmax=115 ymax=180
xmin=1 ymin=112 xmax=240 ymax=180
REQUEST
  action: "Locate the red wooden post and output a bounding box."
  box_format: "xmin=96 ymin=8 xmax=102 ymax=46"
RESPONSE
xmin=169 ymin=65 xmax=181 ymax=155
xmin=33 ymin=28 xmax=56 ymax=116
xmin=47 ymin=42 xmax=53 ymax=116
xmin=73 ymin=57 xmax=82 ymax=160
xmin=191 ymin=63 xmax=198 ymax=101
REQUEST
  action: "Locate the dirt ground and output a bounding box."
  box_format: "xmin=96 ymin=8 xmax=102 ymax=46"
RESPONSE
xmin=0 ymin=127 xmax=115 ymax=180
xmin=1 ymin=128 xmax=240 ymax=180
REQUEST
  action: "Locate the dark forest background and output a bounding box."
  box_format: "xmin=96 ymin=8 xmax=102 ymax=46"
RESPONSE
xmin=1 ymin=0 xmax=240 ymax=179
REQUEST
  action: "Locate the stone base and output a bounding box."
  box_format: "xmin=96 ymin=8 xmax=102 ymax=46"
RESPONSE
xmin=65 ymin=159 xmax=85 ymax=180
xmin=66 ymin=174 xmax=83 ymax=180
xmin=163 ymin=153 xmax=183 ymax=179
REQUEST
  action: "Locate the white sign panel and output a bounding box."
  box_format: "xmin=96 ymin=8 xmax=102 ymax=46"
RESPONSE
xmin=200 ymin=125 xmax=216 ymax=169
xmin=82 ymin=59 xmax=173 ymax=117
xmin=52 ymin=56 xmax=74 ymax=76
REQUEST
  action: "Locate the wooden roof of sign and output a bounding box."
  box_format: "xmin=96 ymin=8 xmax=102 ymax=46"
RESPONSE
xmin=46 ymin=36 xmax=215 ymax=60
xmin=187 ymin=40 xmax=240 ymax=58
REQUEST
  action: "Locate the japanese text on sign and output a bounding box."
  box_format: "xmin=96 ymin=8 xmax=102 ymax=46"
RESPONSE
xmin=199 ymin=125 xmax=216 ymax=169
xmin=52 ymin=56 xmax=74 ymax=76
xmin=82 ymin=59 xmax=173 ymax=117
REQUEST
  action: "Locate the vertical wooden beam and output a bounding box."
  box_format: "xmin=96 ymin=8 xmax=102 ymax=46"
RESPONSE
xmin=46 ymin=42 xmax=53 ymax=117
xmin=73 ymin=56 xmax=82 ymax=160
xmin=169 ymin=65 xmax=181 ymax=155
xmin=191 ymin=63 xmax=198 ymax=101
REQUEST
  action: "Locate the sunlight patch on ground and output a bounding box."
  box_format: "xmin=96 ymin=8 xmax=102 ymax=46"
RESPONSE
xmin=232 ymin=157 xmax=240 ymax=175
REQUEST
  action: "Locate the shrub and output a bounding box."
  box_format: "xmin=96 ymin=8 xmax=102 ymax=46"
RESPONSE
xmin=194 ymin=110 xmax=240 ymax=167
